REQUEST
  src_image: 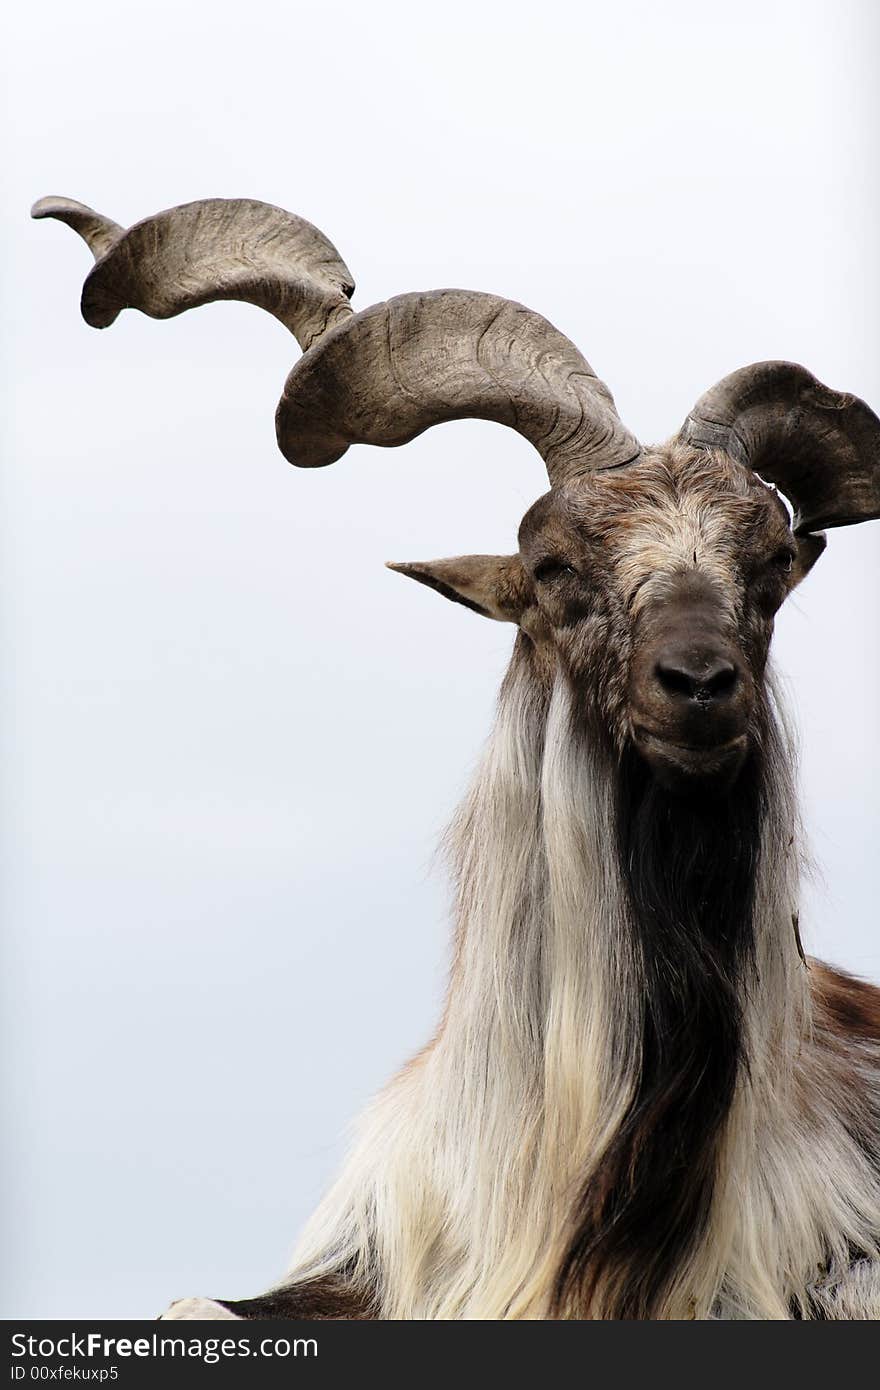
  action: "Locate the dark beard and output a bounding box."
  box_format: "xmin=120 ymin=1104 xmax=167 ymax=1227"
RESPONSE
xmin=554 ymin=741 xmax=765 ymax=1318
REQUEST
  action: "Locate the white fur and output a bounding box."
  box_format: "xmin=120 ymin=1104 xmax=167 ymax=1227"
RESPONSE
xmin=276 ymin=666 xmax=880 ymax=1318
xmin=161 ymin=1297 xmax=241 ymax=1320
xmin=165 ymin=660 xmax=879 ymax=1319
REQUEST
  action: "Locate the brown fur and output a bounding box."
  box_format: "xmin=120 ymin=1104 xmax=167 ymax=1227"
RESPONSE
xmin=811 ymin=962 xmax=880 ymax=1045
xmin=219 ymin=1274 xmax=376 ymax=1320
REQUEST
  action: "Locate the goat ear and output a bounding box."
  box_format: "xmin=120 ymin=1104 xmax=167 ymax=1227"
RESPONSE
xmin=386 ymin=555 xmax=529 ymax=622
xmin=792 ymin=531 xmax=826 ymax=586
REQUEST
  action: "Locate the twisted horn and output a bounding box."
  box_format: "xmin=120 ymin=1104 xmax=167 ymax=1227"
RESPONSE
xmin=682 ymin=362 xmax=880 ymax=534
xmin=33 ymin=196 xmax=641 ymax=484
xmin=32 ymin=196 xmax=356 ymax=351
xmin=277 ymin=289 xmax=640 ymax=480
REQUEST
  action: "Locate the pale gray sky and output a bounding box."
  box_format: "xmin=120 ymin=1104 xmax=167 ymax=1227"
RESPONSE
xmin=2 ymin=0 xmax=878 ymax=1319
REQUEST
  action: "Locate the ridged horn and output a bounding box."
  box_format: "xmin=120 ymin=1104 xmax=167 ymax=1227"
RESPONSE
xmin=32 ymin=196 xmax=356 ymax=351
xmin=33 ymin=196 xmax=641 ymax=481
xmin=682 ymin=361 xmax=880 ymax=534
xmin=277 ymin=289 xmax=641 ymax=482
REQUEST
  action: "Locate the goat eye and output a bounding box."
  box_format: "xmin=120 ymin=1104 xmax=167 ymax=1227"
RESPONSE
xmin=534 ymin=559 xmax=577 ymax=584
xmin=771 ymin=548 xmax=795 ymax=573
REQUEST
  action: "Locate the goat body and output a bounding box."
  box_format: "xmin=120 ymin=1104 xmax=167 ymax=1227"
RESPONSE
xmin=34 ymin=196 xmax=880 ymax=1320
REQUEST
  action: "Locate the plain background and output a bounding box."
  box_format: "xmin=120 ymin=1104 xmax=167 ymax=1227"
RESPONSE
xmin=2 ymin=0 xmax=878 ymax=1319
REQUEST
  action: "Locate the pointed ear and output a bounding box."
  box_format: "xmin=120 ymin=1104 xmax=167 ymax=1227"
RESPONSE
xmin=386 ymin=554 xmax=529 ymax=622
xmin=792 ymin=531 xmax=827 ymax=586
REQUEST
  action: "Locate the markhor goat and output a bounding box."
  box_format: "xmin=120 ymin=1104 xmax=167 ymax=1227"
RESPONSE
xmin=35 ymin=195 xmax=880 ymax=1320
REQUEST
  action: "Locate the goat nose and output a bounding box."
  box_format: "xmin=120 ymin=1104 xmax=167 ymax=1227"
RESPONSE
xmin=654 ymin=652 xmax=739 ymax=705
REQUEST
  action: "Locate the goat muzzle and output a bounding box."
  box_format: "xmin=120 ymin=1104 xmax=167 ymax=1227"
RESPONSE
xmin=629 ymin=586 xmax=753 ymax=793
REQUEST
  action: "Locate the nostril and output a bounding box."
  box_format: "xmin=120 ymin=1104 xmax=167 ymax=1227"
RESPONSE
xmin=702 ymin=660 xmax=737 ymax=699
xmin=655 ymin=660 xmax=697 ymax=699
xmin=654 ymin=655 xmax=739 ymax=704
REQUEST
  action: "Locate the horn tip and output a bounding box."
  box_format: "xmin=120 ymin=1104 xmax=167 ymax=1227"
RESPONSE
xmin=31 ymin=196 xmax=66 ymax=220
xmin=31 ymin=195 xmax=97 ymax=221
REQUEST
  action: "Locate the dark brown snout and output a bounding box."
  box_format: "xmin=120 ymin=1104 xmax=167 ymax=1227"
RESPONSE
xmin=629 ymin=579 xmax=753 ymax=792
xmin=654 ymin=650 xmax=738 ymax=709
